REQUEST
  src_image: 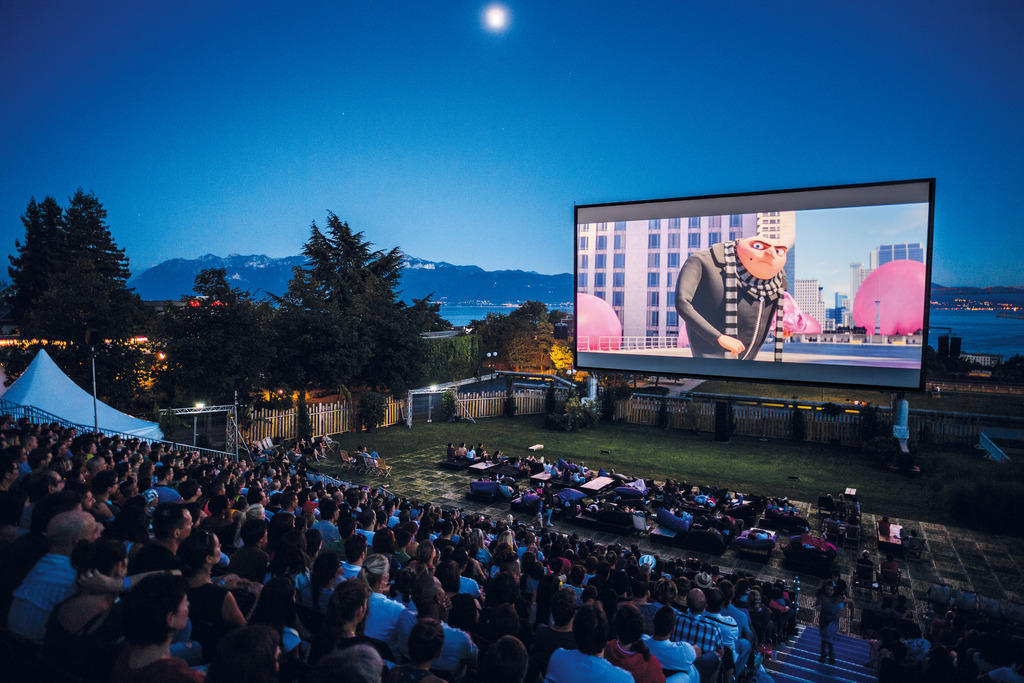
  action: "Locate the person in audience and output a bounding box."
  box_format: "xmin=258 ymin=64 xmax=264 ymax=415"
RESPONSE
xmin=179 ymin=528 xmax=249 ymax=658
xmin=671 ymin=588 xmax=723 ymax=683
xmin=361 ymin=552 xmax=407 ymax=652
xmin=395 ymin=571 xmax=478 ymax=676
xmin=43 ymin=538 xmax=128 ymax=681
xmin=343 ymin=532 xmax=368 ymax=579
xmin=483 ymin=634 xmax=529 ymax=683
xmin=128 ymin=502 xmax=192 ymax=573
xmin=644 ymin=605 xmax=699 ymax=683
xmin=312 ymin=643 xmax=385 ymax=683
xmin=111 ymin=573 xmax=203 ymax=683
xmin=249 ymin=576 xmax=305 ymax=668
xmin=387 ymin=617 xmax=447 ymax=683
xmin=205 ymin=624 xmax=280 ymax=683
xmin=528 ymin=586 xmax=578 ymax=680
xmin=546 ymin=602 xmax=632 ymax=683
xmin=8 ymin=509 xmax=101 ymax=643
xmin=229 ymin=518 xmax=269 ymax=582
xmin=604 ymin=602 xmax=666 ymax=683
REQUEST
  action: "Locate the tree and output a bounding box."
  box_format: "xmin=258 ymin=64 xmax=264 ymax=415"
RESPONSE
xmin=359 ymin=391 xmax=387 ymax=431
xmin=153 ymin=268 xmax=273 ymax=405
xmin=23 ymin=190 xmax=145 ymax=342
xmin=549 ymin=341 xmax=574 ymax=375
xmin=7 ymin=196 xmax=64 ymax=326
xmin=472 ymin=301 xmax=555 ymax=373
xmin=270 ymin=214 xmax=436 ymax=396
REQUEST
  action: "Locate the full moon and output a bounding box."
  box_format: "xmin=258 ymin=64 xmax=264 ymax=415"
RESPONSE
xmin=483 ymin=4 xmax=510 ymax=32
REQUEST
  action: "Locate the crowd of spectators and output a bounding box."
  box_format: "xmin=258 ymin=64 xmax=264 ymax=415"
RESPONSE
xmin=0 ymin=417 xmax=811 ymax=683
xmin=6 ymin=416 xmax=1019 ymax=682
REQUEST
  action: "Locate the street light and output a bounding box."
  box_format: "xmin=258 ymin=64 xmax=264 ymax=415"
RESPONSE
xmin=193 ymin=402 xmax=205 ymax=446
xmin=427 ymin=386 xmax=438 ymax=423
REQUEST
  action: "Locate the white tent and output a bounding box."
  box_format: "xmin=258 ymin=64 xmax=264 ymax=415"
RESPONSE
xmin=1 ymin=349 xmax=163 ymax=440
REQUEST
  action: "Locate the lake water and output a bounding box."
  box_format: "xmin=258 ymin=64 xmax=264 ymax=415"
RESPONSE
xmin=441 ymin=304 xmax=1024 ymax=359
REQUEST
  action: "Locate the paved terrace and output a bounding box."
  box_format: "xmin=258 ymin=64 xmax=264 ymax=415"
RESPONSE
xmin=319 ymin=446 xmax=1024 ymax=634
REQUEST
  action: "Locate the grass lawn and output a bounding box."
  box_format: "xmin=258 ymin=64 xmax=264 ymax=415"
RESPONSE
xmin=694 ymin=380 xmax=1024 ymax=417
xmin=320 ymin=414 xmax=990 ymax=525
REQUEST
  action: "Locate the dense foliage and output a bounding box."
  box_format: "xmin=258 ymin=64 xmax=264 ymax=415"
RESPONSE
xmin=419 ymin=334 xmax=482 ymax=387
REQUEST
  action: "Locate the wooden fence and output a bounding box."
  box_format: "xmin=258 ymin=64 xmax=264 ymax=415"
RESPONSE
xmin=243 ymin=389 xmax=1017 ymax=448
xmin=453 ymin=390 xmax=555 ymax=420
xmin=615 ymin=395 xmax=1010 ymax=446
xmin=244 ymin=398 xmax=404 ymax=444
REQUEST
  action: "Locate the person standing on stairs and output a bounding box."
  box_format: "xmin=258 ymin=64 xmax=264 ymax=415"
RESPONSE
xmin=815 ymin=581 xmax=845 ymax=665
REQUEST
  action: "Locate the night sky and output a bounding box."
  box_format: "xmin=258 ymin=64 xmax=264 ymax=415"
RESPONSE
xmin=2 ymin=1 xmax=1022 ymax=286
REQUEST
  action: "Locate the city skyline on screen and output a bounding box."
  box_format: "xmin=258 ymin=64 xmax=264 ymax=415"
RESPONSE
xmin=1 ymin=2 xmax=1022 ymax=288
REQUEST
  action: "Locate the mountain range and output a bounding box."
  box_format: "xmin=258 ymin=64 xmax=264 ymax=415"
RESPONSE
xmin=129 ymin=254 xmax=574 ymax=305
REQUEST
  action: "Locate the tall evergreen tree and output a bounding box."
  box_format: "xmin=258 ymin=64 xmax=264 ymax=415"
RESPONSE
xmin=154 ymin=268 xmax=272 ymax=405
xmin=24 ymin=189 xmax=144 ymax=341
xmin=271 ymin=213 xmax=431 ymax=395
xmin=8 ymin=196 xmax=64 ymax=326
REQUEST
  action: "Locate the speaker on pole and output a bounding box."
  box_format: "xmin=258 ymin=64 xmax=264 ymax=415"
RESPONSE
xmin=715 ymin=401 xmax=730 ymax=442
xmin=950 ymin=336 xmax=962 ymax=358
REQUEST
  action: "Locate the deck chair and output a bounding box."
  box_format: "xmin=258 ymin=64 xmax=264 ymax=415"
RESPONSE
xmin=853 ymin=562 xmax=880 ymax=597
xmin=337 ymin=449 xmax=354 ymax=469
xmin=823 ymin=519 xmax=844 ymax=548
xmin=844 ymin=522 xmax=861 ymax=550
xmin=880 ymin=565 xmax=901 ymax=594
xmin=375 ymin=455 xmax=392 ymax=478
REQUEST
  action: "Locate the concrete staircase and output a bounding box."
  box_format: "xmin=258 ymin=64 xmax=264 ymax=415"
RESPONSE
xmin=763 ymin=624 xmax=875 ymax=683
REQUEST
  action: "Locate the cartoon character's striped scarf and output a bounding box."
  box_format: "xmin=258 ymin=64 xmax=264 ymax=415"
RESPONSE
xmin=723 ymin=241 xmax=785 ymax=361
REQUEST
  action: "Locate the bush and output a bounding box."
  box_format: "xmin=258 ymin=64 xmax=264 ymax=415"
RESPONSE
xmin=545 ymin=397 xmax=599 ymax=432
xmin=504 ymin=389 xmax=517 ymax=417
xmin=566 ymin=397 xmax=598 ymax=430
xmin=859 ymin=405 xmax=886 ymax=441
xmin=790 ymin=406 xmax=806 ymax=441
xmin=601 ymin=385 xmax=632 ymax=423
xmin=296 ymin=391 xmax=312 ymax=441
xmin=657 ymin=399 xmax=669 ymax=429
xmin=441 ymin=390 xmax=457 ymax=422
xmin=545 ymin=385 xmax=557 ymax=414
xmin=358 ymin=391 xmax=387 ymax=431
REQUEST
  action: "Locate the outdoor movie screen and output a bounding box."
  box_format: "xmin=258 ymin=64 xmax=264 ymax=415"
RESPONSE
xmin=573 ymin=179 xmax=935 ymax=390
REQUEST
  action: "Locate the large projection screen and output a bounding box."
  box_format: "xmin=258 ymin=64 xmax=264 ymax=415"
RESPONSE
xmin=574 ymin=179 xmax=935 ymax=390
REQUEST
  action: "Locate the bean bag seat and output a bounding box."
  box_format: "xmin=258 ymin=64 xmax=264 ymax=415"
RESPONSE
xmin=761 ymin=509 xmax=810 ymax=533
xmin=510 ymin=493 xmax=542 ymax=514
xmin=614 ymin=486 xmax=646 ymax=499
xmin=470 ymin=480 xmax=498 ymax=495
xmin=555 ymin=488 xmax=586 ymax=505
xmin=685 ymin=527 xmax=727 ymax=555
xmin=734 ymin=528 xmax=778 ymax=552
xmin=656 ymin=507 xmax=693 ymax=534
xmin=782 ymin=534 xmax=837 ymax=575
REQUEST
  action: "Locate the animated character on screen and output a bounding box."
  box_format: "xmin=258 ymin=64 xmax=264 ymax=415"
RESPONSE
xmin=674 ymin=235 xmax=790 ymax=360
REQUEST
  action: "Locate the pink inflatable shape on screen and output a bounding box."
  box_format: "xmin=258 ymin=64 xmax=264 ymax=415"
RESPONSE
xmin=852 ymin=260 xmax=926 ymax=335
xmin=677 ymin=323 xmax=690 ymax=348
xmin=781 ymin=292 xmax=822 ymax=335
xmin=576 ymin=293 xmax=622 ymax=351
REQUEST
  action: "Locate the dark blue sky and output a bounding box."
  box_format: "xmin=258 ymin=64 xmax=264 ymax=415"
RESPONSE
xmin=2 ymin=1 xmax=1022 ymax=285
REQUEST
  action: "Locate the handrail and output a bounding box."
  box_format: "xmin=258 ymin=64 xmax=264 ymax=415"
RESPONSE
xmin=0 ymin=398 xmax=237 ymax=461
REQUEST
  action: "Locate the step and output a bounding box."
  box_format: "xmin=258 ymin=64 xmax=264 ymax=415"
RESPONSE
xmin=768 ymin=650 xmax=875 ymax=682
xmin=779 ymin=638 xmax=869 ymax=660
xmin=765 ymin=659 xmax=876 ymax=683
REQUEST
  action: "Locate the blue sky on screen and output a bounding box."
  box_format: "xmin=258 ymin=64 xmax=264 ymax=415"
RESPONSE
xmin=797 ymin=203 xmax=930 ymax=303
xmin=1 ymin=1 xmax=1021 ymax=286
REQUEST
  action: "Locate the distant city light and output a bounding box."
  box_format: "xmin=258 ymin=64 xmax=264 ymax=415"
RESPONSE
xmin=483 ymin=3 xmax=510 ymax=32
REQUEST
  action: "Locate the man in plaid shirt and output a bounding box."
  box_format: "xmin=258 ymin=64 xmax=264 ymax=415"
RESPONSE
xmin=672 ymin=588 xmax=724 ymax=682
